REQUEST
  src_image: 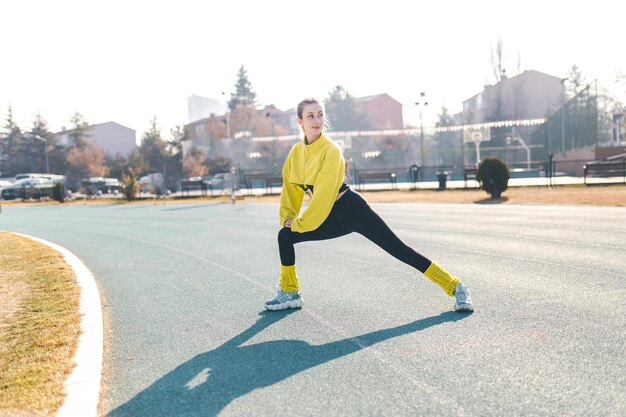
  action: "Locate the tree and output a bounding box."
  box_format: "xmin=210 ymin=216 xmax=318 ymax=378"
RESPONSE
xmin=490 ymin=36 xmax=506 ymax=83
xmin=120 ymin=169 xmax=139 ymax=201
xmin=205 ymin=155 xmax=232 ymax=176
xmin=166 ymin=124 xmax=186 ymax=189
xmin=324 ymin=86 xmax=369 ymax=131
xmin=106 ymin=153 xmax=130 ymax=181
xmin=138 ymin=117 xmax=168 ymax=175
xmin=0 ymin=105 xmax=24 ymax=176
xmin=69 ymin=111 xmax=90 ymax=148
xmin=228 ymin=65 xmax=257 ymax=112
xmin=183 ymin=148 xmax=208 ymax=178
xmin=565 ymin=65 xmax=587 ymax=98
xmin=435 ymin=106 xmax=457 ymax=166
xmin=228 ymin=106 xmax=287 ymax=138
xmin=30 ymin=114 xmax=66 ymax=174
xmin=67 ymin=143 xmax=109 ymax=178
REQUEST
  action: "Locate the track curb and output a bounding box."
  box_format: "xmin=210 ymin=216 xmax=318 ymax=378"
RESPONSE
xmin=13 ymin=233 xmax=103 ymax=417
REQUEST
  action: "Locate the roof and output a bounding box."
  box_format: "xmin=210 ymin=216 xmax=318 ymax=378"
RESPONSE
xmin=463 ymin=69 xmax=564 ymax=103
xmin=355 ymin=93 xmax=401 ymax=105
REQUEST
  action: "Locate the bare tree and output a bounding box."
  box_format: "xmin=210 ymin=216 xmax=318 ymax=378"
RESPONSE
xmin=490 ymin=36 xmax=506 ymax=83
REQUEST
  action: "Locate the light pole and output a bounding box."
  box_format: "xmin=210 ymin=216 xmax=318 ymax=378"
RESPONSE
xmin=26 ymin=133 xmax=49 ymax=173
xmin=221 ymin=92 xmax=231 ymax=139
xmin=415 ymin=92 xmax=428 ymax=167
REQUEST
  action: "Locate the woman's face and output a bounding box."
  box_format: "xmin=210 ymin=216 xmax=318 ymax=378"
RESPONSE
xmin=298 ymin=103 xmax=325 ymax=139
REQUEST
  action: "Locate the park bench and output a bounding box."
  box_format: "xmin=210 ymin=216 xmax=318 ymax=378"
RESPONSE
xmin=240 ymin=172 xmax=283 ymax=194
xmin=181 ymin=178 xmax=209 ymax=197
xmin=355 ymin=170 xmax=397 ymax=190
xmin=583 ymin=159 xmax=626 ymax=184
xmin=265 ymin=176 xmax=283 ymax=194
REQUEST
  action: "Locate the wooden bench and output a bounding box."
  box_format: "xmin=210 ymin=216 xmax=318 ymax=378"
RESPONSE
xmin=355 ymin=171 xmax=397 ymax=190
xmin=584 ymin=159 xmax=626 ymax=184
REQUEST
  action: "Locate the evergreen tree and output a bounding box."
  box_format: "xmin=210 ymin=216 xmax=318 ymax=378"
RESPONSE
xmin=138 ymin=117 xmax=168 ymax=175
xmin=324 ymin=86 xmax=369 ymax=131
xmin=0 ymin=105 xmax=24 ymax=176
xmin=565 ymin=65 xmax=587 ymax=98
xmin=105 ymin=154 xmax=130 ymax=181
xmin=228 ymin=65 xmax=258 ymax=112
xmin=69 ymin=111 xmax=90 ymax=148
xmin=29 ymin=114 xmax=63 ymax=174
xmin=166 ymin=124 xmax=186 ymax=189
xmin=435 ymin=106 xmax=458 ymax=167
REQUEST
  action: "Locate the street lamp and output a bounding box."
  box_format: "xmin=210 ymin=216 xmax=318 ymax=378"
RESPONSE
xmin=414 ymin=91 xmax=428 ymax=167
xmin=25 ymin=133 xmax=49 ymax=173
xmin=221 ymin=92 xmax=231 ymax=139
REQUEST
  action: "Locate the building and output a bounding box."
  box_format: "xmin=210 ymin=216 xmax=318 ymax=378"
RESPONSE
xmin=56 ymin=121 xmax=137 ymax=157
xmin=453 ymin=70 xmax=566 ymax=167
xmin=458 ymin=70 xmax=565 ymax=124
xmin=188 ymin=95 xmax=227 ymax=124
xmin=181 ymin=93 xmax=406 ymax=173
xmin=356 ymin=93 xmax=404 ymax=129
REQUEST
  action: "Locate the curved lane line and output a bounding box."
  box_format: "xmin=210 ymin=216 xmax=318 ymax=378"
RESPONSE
xmin=12 ymin=233 xmax=103 ymax=417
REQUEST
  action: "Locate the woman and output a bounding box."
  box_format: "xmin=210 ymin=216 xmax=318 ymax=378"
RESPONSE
xmin=265 ymin=98 xmax=473 ymax=312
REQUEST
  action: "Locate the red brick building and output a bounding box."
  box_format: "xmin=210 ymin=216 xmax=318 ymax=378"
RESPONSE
xmin=356 ymin=93 xmax=404 ymax=129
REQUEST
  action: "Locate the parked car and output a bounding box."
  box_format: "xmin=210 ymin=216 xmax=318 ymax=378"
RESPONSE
xmin=82 ymin=177 xmax=122 ymax=195
xmin=207 ymin=172 xmax=233 ymax=190
xmin=138 ymin=173 xmax=165 ymax=195
xmin=1 ymin=177 xmax=54 ymax=200
xmin=15 ymin=173 xmax=65 ymax=183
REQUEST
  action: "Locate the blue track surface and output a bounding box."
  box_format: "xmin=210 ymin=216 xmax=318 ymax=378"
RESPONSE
xmin=2 ymin=201 xmax=625 ymax=416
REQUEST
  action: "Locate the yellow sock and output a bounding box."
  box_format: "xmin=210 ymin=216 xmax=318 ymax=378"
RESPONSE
xmin=423 ymin=262 xmax=460 ymax=297
xmin=279 ymin=264 xmax=300 ymax=293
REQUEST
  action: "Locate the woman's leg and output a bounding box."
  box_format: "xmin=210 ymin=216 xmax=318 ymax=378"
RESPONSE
xmin=276 ymin=207 xmax=351 ymax=293
xmin=333 ymin=191 xmax=460 ymax=297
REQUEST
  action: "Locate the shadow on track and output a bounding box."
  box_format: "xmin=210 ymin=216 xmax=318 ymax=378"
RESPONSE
xmin=108 ymin=310 xmax=470 ymax=417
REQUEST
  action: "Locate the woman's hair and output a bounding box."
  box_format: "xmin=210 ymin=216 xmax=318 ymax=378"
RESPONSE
xmin=296 ymin=98 xmax=331 ymax=131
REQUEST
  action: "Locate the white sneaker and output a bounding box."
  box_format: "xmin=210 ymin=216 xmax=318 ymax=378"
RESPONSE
xmin=453 ymin=283 xmax=474 ymax=312
xmin=264 ymin=288 xmax=304 ymax=311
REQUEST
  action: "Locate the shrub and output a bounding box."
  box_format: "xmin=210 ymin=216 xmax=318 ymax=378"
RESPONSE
xmin=121 ymin=170 xmax=139 ymax=202
xmin=52 ymin=182 xmax=66 ymax=203
xmin=476 ymin=157 xmax=510 ymax=198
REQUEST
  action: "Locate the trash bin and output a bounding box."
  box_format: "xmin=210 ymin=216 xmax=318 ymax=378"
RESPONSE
xmin=436 ymin=171 xmax=448 ymax=191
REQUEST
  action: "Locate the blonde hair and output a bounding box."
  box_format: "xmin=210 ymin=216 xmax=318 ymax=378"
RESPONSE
xmin=296 ymin=98 xmax=331 ymax=131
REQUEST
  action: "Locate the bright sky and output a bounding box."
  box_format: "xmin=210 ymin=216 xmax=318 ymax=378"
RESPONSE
xmin=1 ymin=0 xmax=624 ymax=138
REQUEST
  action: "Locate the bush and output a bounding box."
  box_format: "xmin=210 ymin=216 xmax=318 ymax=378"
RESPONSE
xmin=121 ymin=170 xmax=139 ymax=202
xmin=52 ymin=182 xmax=66 ymax=203
xmin=476 ymin=157 xmax=510 ymax=198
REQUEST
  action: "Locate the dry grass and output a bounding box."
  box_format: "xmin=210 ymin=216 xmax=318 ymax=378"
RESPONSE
xmin=0 ymin=233 xmax=81 ymax=417
xmin=244 ymin=184 xmax=626 ymax=207
xmin=3 ymin=184 xmax=626 ymax=207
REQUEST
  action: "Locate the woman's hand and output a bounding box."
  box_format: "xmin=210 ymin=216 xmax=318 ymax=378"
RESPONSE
xmin=284 ymin=219 xmax=293 ymax=228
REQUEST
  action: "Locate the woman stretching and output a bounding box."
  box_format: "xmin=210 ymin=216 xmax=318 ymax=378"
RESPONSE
xmin=265 ymin=98 xmax=473 ymax=312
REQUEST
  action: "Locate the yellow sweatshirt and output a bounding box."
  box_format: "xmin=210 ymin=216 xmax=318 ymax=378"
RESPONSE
xmin=279 ymin=133 xmax=345 ymax=233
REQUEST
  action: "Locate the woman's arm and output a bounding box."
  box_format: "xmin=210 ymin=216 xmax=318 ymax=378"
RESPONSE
xmin=290 ymin=148 xmax=344 ymax=233
xmin=279 ymin=150 xmax=304 ymax=227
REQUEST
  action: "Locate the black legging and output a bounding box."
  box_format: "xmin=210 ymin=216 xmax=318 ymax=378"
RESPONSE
xmin=278 ymin=189 xmax=432 ymax=272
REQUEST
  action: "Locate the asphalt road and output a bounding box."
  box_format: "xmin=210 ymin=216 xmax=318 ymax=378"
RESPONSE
xmin=2 ymin=200 xmax=625 ymax=417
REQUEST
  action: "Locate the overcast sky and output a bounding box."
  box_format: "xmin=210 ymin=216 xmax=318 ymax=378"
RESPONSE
xmin=1 ymin=0 xmax=624 ymax=137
